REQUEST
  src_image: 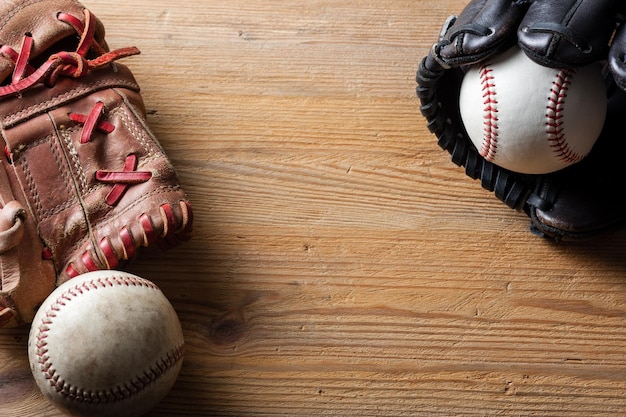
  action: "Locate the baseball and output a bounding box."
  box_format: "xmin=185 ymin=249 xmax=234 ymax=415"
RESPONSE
xmin=459 ymin=45 xmax=607 ymax=174
xmin=28 ymin=271 xmax=185 ymax=417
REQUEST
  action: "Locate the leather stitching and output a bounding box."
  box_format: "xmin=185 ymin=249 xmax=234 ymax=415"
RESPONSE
xmin=1 ymin=79 xmax=140 ymax=128
xmin=32 ymin=274 xmax=184 ymax=404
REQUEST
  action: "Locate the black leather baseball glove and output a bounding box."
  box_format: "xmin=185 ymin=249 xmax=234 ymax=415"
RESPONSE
xmin=417 ymin=0 xmax=626 ymax=240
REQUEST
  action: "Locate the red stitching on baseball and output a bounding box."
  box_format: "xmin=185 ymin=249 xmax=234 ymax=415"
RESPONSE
xmin=546 ymin=70 xmax=584 ymax=164
xmin=479 ymin=66 xmax=498 ymax=161
xmin=33 ymin=275 xmax=184 ymax=404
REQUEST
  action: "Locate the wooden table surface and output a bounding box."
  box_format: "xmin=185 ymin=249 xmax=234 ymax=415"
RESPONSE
xmin=3 ymin=0 xmax=626 ymax=416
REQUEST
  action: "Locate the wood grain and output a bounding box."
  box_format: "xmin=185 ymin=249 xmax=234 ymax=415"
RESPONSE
xmin=3 ymin=0 xmax=626 ymax=416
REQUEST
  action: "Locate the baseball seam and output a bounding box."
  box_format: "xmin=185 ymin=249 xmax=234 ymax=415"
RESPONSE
xmin=479 ymin=65 xmax=498 ymax=161
xmin=546 ymin=70 xmax=584 ymax=164
xmin=34 ymin=275 xmax=184 ymax=404
xmin=480 ymin=64 xmax=585 ymax=167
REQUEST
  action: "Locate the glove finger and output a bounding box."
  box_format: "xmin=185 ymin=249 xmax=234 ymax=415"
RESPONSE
xmin=530 ymin=86 xmax=626 ymax=240
xmin=518 ymin=0 xmax=620 ymax=68
xmin=434 ymin=0 xmax=528 ymax=68
xmin=609 ymin=22 xmax=626 ymax=90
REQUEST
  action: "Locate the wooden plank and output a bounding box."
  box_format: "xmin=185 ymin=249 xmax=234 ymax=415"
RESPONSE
xmin=3 ymin=0 xmax=626 ymax=416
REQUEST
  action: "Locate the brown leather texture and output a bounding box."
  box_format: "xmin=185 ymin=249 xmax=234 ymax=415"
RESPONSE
xmin=0 ymin=0 xmax=192 ymax=327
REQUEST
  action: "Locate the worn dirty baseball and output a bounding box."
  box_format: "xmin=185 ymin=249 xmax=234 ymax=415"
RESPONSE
xmin=459 ymin=45 xmax=607 ymax=175
xmin=27 ymin=271 xmax=184 ymax=417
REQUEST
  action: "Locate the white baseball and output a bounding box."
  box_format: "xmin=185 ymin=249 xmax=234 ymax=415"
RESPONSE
xmin=459 ymin=45 xmax=607 ymax=174
xmin=28 ymin=271 xmax=184 ymax=417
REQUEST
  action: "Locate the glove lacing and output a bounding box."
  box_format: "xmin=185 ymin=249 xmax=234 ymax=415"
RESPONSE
xmin=0 ymin=9 xmax=139 ymax=96
xmin=0 ymin=8 xmax=192 ymax=278
xmin=0 ymin=9 xmax=150 ymax=207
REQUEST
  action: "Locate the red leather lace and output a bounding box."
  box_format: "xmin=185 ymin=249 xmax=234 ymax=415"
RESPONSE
xmin=0 ymin=9 xmax=151 ymax=207
xmin=0 ymin=9 xmax=192 ymax=277
xmin=68 ymin=100 xmax=153 ymax=206
xmin=96 ymin=154 xmax=152 ymax=206
xmin=0 ymin=10 xmax=139 ymax=97
xmin=68 ymin=101 xmax=116 ymax=144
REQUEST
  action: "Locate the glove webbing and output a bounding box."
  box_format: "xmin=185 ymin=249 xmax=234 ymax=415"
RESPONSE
xmin=416 ymin=53 xmax=552 ymax=214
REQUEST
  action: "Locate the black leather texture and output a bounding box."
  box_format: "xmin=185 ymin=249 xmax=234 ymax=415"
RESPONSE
xmin=417 ymin=0 xmax=626 ymax=240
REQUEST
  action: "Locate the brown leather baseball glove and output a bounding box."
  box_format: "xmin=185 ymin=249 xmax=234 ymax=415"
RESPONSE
xmin=0 ymin=0 xmax=193 ymax=327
